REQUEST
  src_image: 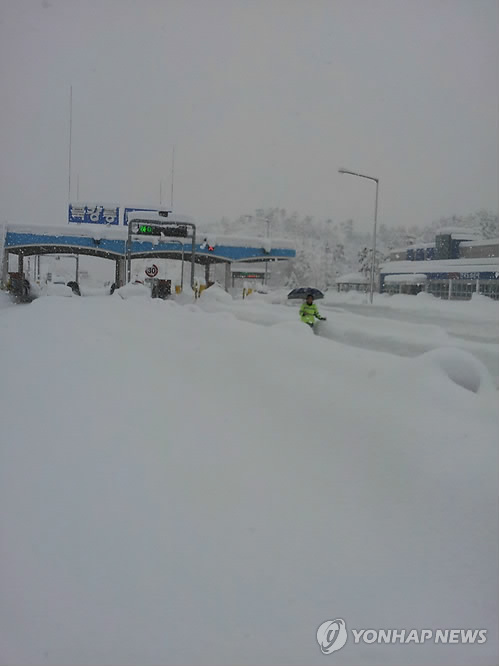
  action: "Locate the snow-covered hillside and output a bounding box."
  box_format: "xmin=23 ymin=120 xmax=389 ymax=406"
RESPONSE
xmin=0 ymin=290 xmax=497 ymax=665
xmin=207 ymin=209 xmax=499 ymax=288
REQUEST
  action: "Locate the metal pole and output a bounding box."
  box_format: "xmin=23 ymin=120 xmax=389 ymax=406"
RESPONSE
xmin=127 ymin=222 xmax=132 ymax=283
xmin=338 ymin=169 xmax=379 ymax=305
xmin=369 ymin=179 xmax=379 ymax=304
xmin=1 ymin=250 xmax=8 ymax=287
xmin=266 ymin=216 xmax=270 ymax=285
xmin=170 ymin=146 xmax=175 ymax=210
xmin=68 ymin=86 xmax=72 ymax=201
xmin=181 ymin=243 xmax=185 ymax=290
xmin=75 ymin=254 xmax=79 ymax=282
xmin=190 ymin=226 xmax=196 ymax=290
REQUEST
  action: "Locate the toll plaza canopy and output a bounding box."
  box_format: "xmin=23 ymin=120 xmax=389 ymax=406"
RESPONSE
xmin=1 ymin=222 xmax=295 ymax=288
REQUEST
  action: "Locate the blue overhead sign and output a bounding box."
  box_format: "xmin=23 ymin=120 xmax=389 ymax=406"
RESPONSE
xmin=69 ymin=203 xmax=119 ymax=225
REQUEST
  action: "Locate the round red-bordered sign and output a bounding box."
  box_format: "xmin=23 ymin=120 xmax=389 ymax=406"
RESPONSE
xmin=145 ymin=264 xmax=159 ymax=278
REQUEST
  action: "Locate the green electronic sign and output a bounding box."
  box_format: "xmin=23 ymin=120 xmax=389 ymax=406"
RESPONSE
xmin=134 ymin=222 xmax=187 ymax=237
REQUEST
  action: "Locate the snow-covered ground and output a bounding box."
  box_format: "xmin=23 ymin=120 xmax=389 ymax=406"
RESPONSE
xmin=231 ymin=290 xmax=499 ymax=388
xmin=0 ymin=288 xmax=497 ymax=665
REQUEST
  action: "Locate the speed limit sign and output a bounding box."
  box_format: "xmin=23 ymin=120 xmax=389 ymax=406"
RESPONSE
xmin=145 ymin=264 xmax=159 ymax=278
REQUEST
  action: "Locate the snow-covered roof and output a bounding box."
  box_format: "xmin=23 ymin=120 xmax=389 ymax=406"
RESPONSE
xmin=437 ymin=227 xmax=481 ymax=237
xmin=384 ymin=273 xmax=427 ymax=284
xmin=126 ymin=211 xmax=193 ymax=224
xmin=459 ymin=238 xmax=499 ymax=248
xmin=336 ymin=272 xmax=368 ymax=284
xmin=4 ymin=223 xmax=295 ymax=250
xmin=380 ymin=257 xmax=499 ymax=275
xmin=196 ymin=234 xmax=294 ymax=250
xmin=450 ymin=233 xmax=483 ymax=241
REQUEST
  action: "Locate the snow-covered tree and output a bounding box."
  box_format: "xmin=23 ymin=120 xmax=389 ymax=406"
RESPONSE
xmin=206 ymin=207 xmax=497 ymax=287
xmin=358 ymin=247 xmax=384 ymax=279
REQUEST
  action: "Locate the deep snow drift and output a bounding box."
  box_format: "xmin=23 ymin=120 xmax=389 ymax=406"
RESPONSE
xmin=0 ymin=290 xmax=497 ymax=665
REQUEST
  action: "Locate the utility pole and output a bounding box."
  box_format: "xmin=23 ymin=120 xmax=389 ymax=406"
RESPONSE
xmin=170 ymin=146 xmax=175 ymax=210
xmin=338 ymin=168 xmax=380 ymax=304
xmin=68 ymin=85 xmax=73 ymax=201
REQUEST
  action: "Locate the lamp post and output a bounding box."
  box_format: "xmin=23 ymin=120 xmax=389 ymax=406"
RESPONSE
xmin=338 ymin=168 xmax=379 ymax=304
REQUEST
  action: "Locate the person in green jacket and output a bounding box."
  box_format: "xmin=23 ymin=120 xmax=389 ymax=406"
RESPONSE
xmin=300 ymin=293 xmax=327 ymax=327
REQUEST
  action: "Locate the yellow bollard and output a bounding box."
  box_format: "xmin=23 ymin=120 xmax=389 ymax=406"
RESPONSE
xmin=247 ymin=288 xmax=253 ymax=296
xmin=175 ymin=285 xmax=182 ymax=294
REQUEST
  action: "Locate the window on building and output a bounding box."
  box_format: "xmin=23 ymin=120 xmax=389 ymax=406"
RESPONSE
xmin=479 ymin=282 xmax=499 ymax=300
xmin=427 ymin=281 xmax=450 ymax=299
xmin=451 ymin=280 xmax=476 ymax=301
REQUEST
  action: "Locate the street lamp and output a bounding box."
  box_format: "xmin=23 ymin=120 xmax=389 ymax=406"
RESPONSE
xmin=338 ymin=168 xmax=379 ymax=304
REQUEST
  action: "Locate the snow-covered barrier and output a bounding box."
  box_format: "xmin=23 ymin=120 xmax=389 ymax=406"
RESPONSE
xmin=115 ymin=283 xmax=150 ymax=299
xmin=419 ymin=347 xmax=495 ymax=394
xmin=198 ymin=284 xmax=233 ymax=304
xmin=40 ymin=283 xmax=74 ymax=298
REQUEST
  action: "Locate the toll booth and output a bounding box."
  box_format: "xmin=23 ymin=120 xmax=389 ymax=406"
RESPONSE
xmin=151 ymin=278 xmax=171 ymax=299
xmin=7 ymin=272 xmax=31 ymax=302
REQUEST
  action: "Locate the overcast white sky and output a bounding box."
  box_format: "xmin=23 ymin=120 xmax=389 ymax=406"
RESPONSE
xmin=0 ymin=0 xmax=497 ymax=231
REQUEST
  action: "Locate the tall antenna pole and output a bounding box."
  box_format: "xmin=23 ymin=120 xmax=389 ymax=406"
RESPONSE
xmin=76 ymin=173 xmax=80 ymax=200
xmin=68 ymin=85 xmax=73 ymax=202
xmin=159 ymin=181 xmax=163 ymax=206
xmin=170 ymin=146 xmax=175 ymax=210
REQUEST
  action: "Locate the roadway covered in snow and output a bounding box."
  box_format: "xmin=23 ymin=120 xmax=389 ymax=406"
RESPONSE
xmin=201 ymin=288 xmax=499 ymax=388
xmin=0 ymin=288 xmax=497 ymax=665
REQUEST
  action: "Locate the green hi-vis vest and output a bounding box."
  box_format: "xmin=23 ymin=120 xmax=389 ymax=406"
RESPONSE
xmin=299 ymin=302 xmax=320 ymax=324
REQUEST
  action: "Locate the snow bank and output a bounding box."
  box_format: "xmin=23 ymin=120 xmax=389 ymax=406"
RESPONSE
xmin=39 ymin=283 xmax=74 ymax=298
xmin=115 ymin=282 xmax=150 ymax=299
xmin=0 ymin=296 xmax=497 ymax=665
xmin=198 ymin=284 xmax=233 ymax=303
xmin=418 ymin=347 xmax=495 ymax=394
xmin=269 ymin=319 xmax=314 ymax=340
xmin=319 ymin=311 xmax=451 ymax=350
xmin=470 ymin=291 xmax=498 ymax=307
xmin=0 ymin=290 xmax=14 ymax=309
xmin=326 ymin=289 xmax=499 ymax=322
xmin=172 ymin=285 xmax=196 ymax=304
xmin=79 ymin=286 xmax=112 ymax=297
xmin=247 ymin=288 xmax=289 ymax=305
xmin=323 ymin=289 xmax=368 ymax=305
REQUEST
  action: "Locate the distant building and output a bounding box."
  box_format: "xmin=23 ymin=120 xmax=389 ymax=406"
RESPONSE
xmin=380 ymin=230 xmax=499 ymax=300
xmin=335 ymin=272 xmax=369 ymax=292
xmin=230 ymin=263 xmax=266 ymax=288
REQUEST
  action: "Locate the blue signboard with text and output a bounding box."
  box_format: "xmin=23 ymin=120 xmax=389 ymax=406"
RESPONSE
xmin=69 ymin=203 xmax=119 ymax=225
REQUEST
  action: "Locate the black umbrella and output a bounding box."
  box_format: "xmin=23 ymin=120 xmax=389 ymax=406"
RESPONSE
xmin=287 ymin=287 xmax=324 ymax=300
